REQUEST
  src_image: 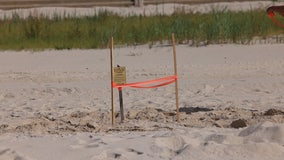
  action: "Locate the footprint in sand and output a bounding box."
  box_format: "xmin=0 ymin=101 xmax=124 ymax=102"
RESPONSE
xmin=0 ymin=148 xmax=32 ymax=160
xmin=70 ymin=137 xmax=107 ymax=149
xmin=154 ymin=135 xmax=187 ymax=157
xmin=126 ymin=148 xmax=144 ymax=155
xmin=0 ymin=93 xmax=15 ymax=101
xmin=91 ymin=151 xmax=125 ymax=160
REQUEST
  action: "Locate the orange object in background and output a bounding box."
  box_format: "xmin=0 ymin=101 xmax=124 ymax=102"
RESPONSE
xmin=267 ymin=5 xmax=284 ymax=28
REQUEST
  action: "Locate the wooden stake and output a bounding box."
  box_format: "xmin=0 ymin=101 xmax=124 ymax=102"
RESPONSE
xmin=110 ymin=37 xmax=115 ymax=125
xmin=118 ymin=88 xmax=124 ymax=122
xmin=171 ymin=33 xmax=180 ymax=122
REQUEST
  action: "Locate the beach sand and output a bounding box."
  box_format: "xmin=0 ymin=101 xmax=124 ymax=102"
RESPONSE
xmin=1 ymin=1 xmax=284 ymax=160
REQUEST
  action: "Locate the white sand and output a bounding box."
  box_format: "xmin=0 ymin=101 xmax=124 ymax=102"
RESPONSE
xmin=0 ymin=43 xmax=284 ymax=160
xmin=1 ymin=1 xmax=284 ymax=160
xmin=1 ymin=122 xmax=284 ymax=160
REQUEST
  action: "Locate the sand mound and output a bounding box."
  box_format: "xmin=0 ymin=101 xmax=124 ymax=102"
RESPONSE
xmin=0 ymin=107 xmax=284 ymax=135
xmin=239 ymin=121 xmax=284 ymax=144
xmin=171 ymin=122 xmax=284 ymax=160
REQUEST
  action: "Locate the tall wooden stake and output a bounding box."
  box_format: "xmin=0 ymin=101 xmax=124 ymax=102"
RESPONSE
xmin=110 ymin=37 xmax=115 ymax=125
xmin=171 ymin=33 xmax=180 ymax=122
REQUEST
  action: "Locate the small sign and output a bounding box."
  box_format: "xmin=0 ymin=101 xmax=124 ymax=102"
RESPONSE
xmin=113 ymin=66 xmax=126 ymax=84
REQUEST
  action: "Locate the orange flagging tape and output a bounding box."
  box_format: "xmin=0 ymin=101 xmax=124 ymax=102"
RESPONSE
xmin=112 ymin=75 xmax=178 ymax=90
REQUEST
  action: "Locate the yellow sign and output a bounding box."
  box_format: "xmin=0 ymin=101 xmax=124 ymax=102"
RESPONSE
xmin=113 ymin=66 xmax=126 ymax=84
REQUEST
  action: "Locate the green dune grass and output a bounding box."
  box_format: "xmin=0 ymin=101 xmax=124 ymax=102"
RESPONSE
xmin=0 ymin=9 xmax=283 ymax=50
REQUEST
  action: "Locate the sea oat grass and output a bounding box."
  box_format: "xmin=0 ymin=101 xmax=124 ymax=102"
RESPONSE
xmin=0 ymin=9 xmax=282 ymax=50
